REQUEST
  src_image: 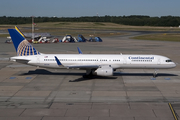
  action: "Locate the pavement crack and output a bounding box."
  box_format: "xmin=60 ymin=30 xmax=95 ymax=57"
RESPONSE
xmin=19 ymin=108 xmax=26 ymax=116
xmin=152 ymin=109 xmax=157 ymax=117
xmin=89 ymin=80 xmax=95 ymax=102
xmin=43 ymin=70 xmax=67 ymax=103
xmin=64 ymin=109 xmax=68 ymax=117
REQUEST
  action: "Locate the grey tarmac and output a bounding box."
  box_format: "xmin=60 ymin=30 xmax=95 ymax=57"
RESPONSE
xmin=0 ymin=32 xmax=179 ymax=120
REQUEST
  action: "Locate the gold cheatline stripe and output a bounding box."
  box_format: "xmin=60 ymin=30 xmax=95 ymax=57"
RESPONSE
xmin=15 ymin=26 xmax=25 ymax=37
xmin=18 ymin=42 xmax=25 ymax=56
xmin=32 ymin=46 xmax=34 ymax=55
xmin=29 ymin=46 xmax=31 ymax=55
xmin=168 ymin=103 xmax=178 ymax=120
xmin=25 ymin=45 xmax=28 ymax=56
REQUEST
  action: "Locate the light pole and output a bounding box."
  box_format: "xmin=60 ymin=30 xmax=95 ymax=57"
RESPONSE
xmin=32 ymin=16 xmax=34 ymax=42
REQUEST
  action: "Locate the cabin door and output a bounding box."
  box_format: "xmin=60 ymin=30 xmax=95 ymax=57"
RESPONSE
xmin=157 ymin=58 xmax=161 ymax=65
xmin=123 ymin=57 xmax=127 ymax=64
xmin=36 ymin=56 xmax=40 ymax=64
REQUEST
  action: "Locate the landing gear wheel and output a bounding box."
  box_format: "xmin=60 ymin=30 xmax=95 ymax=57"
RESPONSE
xmin=153 ymin=70 xmax=158 ymax=78
xmin=153 ymin=73 xmax=157 ymax=78
xmin=83 ymin=69 xmax=94 ymax=79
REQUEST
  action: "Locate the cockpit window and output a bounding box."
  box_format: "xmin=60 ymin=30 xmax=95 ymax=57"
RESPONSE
xmin=166 ymin=60 xmax=172 ymax=62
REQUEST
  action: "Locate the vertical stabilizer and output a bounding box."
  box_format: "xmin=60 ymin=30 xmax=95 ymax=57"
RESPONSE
xmin=8 ymin=29 xmax=40 ymax=56
xmin=15 ymin=26 xmax=25 ymax=37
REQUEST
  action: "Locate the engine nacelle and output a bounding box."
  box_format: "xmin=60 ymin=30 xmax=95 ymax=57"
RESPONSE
xmin=94 ymin=66 xmax=113 ymax=76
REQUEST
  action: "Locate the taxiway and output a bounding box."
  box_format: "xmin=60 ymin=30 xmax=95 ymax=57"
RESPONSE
xmin=0 ymin=33 xmax=180 ymax=120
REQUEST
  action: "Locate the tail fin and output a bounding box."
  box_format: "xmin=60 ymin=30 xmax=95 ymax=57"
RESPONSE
xmin=15 ymin=26 xmax=25 ymax=38
xmin=8 ymin=29 xmax=41 ymax=56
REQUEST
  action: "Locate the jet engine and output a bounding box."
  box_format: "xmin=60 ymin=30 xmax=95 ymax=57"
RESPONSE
xmin=94 ymin=66 xmax=113 ymax=76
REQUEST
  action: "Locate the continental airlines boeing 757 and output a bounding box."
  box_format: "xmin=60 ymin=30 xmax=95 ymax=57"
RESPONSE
xmin=8 ymin=29 xmax=176 ymax=78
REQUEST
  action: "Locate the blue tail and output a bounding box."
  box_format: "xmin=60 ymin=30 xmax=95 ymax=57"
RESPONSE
xmin=8 ymin=29 xmax=40 ymax=56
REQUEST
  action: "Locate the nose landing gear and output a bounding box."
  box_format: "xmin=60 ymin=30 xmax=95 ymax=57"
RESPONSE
xmin=153 ymin=69 xmax=158 ymax=78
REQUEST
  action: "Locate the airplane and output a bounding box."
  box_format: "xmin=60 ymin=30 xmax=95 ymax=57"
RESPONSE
xmin=15 ymin=26 xmax=52 ymax=38
xmin=7 ymin=26 xmax=52 ymax=40
xmin=8 ymin=28 xmax=176 ymax=79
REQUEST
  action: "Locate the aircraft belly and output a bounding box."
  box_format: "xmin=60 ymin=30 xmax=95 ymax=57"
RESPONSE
xmin=111 ymin=65 xmax=121 ymax=69
xmin=29 ymin=62 xmax=59 ymax=68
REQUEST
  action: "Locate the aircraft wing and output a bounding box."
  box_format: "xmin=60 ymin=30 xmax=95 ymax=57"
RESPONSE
xmin=67 ymin=65 xmax=99 ymax=69
xmin=55 ymin=56 xmax=99 ymax=69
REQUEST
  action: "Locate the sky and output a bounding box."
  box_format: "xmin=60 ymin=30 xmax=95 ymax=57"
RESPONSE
xmin=0 ymin=0 xmax=180 ymax=17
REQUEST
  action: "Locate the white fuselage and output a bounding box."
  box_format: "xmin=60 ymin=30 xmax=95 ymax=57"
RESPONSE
xmin=11 ymin=54 xmax=176 ymax=69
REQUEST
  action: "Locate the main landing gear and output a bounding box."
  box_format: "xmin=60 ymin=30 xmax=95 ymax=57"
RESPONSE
xmin=83 ymin=69 xmax=93 ymax=78
xmin=69 ymin=70 xmax=94 ymax=82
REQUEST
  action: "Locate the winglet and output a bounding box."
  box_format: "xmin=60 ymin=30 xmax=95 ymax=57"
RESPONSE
xmin=54 ymin=56 xmax=62 ymax=66
xmin=77 ymin=47 xmax=83 ymax=54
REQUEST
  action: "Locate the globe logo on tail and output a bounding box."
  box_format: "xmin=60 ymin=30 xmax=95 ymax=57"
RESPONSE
xmin=17 ymin=40 xmax=40 ymax=56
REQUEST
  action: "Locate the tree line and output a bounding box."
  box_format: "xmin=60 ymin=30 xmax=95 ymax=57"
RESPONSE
xmin=0 ymin=15 xmax=180 ymax=27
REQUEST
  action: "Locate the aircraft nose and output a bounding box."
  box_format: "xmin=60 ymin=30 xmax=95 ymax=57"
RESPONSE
xmin=172 ymin=62 xmax=176 ymax=68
